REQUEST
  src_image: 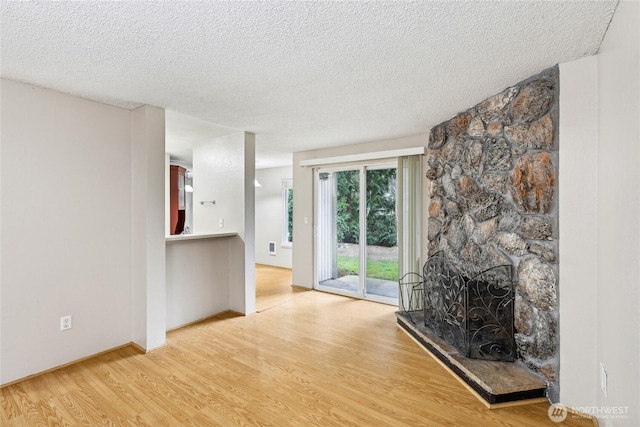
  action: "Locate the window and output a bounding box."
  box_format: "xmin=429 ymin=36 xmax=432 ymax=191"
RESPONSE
xmin=282 ymin=179 xmax=293 ymax=247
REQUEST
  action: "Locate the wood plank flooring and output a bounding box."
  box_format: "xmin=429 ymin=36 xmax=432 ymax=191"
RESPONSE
xmin=254 ymin=264 xmax=309 ymax=313
xmin=1 ymin=266 xmax=594 ymax=426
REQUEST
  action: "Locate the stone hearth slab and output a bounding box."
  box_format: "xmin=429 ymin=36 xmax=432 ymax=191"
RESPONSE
xmin=397 ymin=310 xmax=547 ymax=407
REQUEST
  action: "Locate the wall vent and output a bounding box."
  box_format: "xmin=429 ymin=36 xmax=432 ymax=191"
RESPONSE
xmin=269 ymin=241 xmax=276 ymax=255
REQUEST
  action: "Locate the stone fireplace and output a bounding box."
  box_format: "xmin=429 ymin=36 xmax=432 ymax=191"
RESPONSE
xmin=424 ymin=66 xmax=560 ymax=400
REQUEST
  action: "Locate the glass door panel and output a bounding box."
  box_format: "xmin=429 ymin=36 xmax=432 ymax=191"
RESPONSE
xmin=316 ymin=169 xmax=361 ymax=296
xmin=365 ymin=167 xmax=399 ymax=302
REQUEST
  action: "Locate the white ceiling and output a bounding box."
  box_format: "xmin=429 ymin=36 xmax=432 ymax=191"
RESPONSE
xmin=165 ymin=110 xmax=240 ymax=163
xmin=1 ymin=1 xmax=617 ymax=169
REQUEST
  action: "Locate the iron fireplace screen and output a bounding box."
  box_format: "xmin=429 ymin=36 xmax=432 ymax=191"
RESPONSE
xmin=423 ymin=252 xmax=516 ymax=362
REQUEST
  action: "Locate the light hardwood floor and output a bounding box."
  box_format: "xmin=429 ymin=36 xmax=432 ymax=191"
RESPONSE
xmin=1 ymin=266 xmax=593 ymax=426
xmin=254 ymin=264 xmax=309 ymax=313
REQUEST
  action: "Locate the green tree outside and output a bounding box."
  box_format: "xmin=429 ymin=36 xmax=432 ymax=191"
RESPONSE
xmin=336 ymin=169 xmax=396 ymax=247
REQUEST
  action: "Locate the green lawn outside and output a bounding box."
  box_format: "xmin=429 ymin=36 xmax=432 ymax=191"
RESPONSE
xmin=337 ymin=255 xmax=398 ymax=282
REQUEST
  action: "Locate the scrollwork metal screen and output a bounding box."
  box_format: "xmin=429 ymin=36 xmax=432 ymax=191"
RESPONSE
xmin=423 ymin=252 xmax=516 ymax=362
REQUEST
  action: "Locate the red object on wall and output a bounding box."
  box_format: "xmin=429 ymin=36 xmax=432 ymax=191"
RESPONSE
xmin=170 ymin=165 xmax=186 ymax=235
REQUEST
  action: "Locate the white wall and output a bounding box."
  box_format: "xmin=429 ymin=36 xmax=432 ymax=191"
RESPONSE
xmin=595 ymin=1 xmax=639 ymax=424
xmin=192 ymin=132 xmax=256 ymax=314
xmin=560 ymin=2 xmax=639 ymax=425
xmin=559 ymin=56 xmax=599 ymax=409
xmin=0 ymin=79 xmax=133 ymax=384
xmin=255 ymin=166 xmax=293 ymax=269
xmin=193 ymin=133 xmax=246 ymax=236
xmin=165 ymin=154 xmax=171 ymax=236
xmin=0 ymin=79 xmax=3 ymax=387
xmin=292 ymin=134 xmax=427 ymax=288
xmin=166 ymin=238 xmax=230 ymax=330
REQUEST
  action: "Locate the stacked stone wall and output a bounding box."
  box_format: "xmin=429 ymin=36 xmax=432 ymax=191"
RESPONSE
xmin=426 ymin=66 xmax=560 ymax=399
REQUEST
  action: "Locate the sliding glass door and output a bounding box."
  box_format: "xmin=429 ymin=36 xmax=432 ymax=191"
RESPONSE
xmin=316 ymin=168 xmax=361 ymax=296
xmin=364 ymin=167 xmax=398 ymax=301
xmin=315 ymin=164 xmax=398 ymax=305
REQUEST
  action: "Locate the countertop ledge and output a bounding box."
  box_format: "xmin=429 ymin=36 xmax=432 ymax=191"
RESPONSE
xmin=166 ymin=232 xmax=238 ymax=242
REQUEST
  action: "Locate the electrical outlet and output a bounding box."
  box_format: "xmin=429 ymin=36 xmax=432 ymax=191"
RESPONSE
xmin=218 ymin=218 xmax=224 ymax=228
xmin=60 ymin=315 xmax=72 ymax=331
xmin=600 ymin=362 xmax=607 ymax=396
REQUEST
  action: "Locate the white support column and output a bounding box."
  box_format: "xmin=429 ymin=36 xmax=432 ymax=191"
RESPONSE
xmin=242 ymin=132 xmax=256 ymax=315
xmin=131 ymin=105 xmax=166 ymax=351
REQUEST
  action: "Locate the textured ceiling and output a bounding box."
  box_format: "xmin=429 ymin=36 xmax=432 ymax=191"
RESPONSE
xmin=1 ymin=1 xmax=617 ymax=168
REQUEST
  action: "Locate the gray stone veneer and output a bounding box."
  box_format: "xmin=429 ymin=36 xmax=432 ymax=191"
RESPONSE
xmin=426 ymin=66 xmax=560 ymax=400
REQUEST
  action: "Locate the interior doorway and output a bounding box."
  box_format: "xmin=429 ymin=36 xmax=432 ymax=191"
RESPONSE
xmin=315 ymin=164 xmax=399 ymax=305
